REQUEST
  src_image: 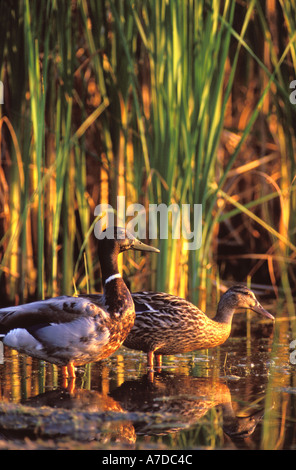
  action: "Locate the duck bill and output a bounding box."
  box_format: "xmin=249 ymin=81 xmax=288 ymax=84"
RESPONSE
xmin=252 ymin=303 xmax=274 ymax=321
xmin=132 ymin=238 xmax=160 ymax=253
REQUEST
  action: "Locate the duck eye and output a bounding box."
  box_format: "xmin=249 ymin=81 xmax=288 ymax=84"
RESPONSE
xmin=121 ymin=240 xmax=132 ymax=250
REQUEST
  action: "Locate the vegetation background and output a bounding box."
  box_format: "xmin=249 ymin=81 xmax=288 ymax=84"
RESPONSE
xmin=0 ymin=0 xmax=296 ymax=317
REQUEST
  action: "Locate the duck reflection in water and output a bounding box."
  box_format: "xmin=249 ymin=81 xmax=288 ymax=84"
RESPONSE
xmin=16 ymin=372 xmax=264 ymax=448
xmin=13 ymin=388 xmax=137 ymax=447
xmin=109 ymin=372 xmax=264 ymax=443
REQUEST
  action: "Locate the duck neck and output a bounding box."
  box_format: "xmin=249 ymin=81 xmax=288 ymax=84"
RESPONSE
xmin=99 ymin=248 xmax=121 ymax=287
xmin=213 ymin=302 xmax=235 ymax=325
xmin=98 ymin=248 xmax=132 ymax=317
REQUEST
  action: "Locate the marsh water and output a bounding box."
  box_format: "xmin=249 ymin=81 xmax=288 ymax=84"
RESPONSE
xmin=0 ymin=301 xmax=295 ymax=450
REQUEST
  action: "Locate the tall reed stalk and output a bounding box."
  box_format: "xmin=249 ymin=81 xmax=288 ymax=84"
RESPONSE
xmin=24 ymin=0 xmax=52 ymax=300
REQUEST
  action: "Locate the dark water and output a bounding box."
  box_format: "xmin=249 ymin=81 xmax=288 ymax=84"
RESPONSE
xmin=0 ymin=310 xmax=295 ymax=450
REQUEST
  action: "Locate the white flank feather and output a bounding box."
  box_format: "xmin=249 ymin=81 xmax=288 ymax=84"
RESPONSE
xmin=4 ymin=329 xmax=42 ymax=352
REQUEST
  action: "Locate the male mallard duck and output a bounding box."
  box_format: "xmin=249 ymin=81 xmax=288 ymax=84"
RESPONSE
xmin=0 ymin=227 xmax=159 ymax=378
xmin=123 ymin=285 xmax=274 ymax=369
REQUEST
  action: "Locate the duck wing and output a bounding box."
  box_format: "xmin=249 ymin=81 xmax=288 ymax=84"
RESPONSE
xmin=0 ymin=295 xmax=106 ymax=333
xmin=132 ymin=292 xmax=198 ymax=315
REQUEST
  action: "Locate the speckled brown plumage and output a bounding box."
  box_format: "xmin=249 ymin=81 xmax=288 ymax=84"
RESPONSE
xmin=123 ymin=285 xmax=274 ymax=368
xmin=125 ymin=293 xmax=231 ymax=354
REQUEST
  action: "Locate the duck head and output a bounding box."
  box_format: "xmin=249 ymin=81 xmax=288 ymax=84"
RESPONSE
xmin=216 ymin=285 xmax=274 ymax=323
xmin=97 ymin=226 xmax=159 ymax=286
xmin=98 ymin=226 xmax=160 ymax=254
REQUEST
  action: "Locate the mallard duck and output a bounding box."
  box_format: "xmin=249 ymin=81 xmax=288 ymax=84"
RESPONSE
xmin=0 ymin=227 xmax=159 ymax=378
xmin=123 ymin=285 xmax=274 ymax=369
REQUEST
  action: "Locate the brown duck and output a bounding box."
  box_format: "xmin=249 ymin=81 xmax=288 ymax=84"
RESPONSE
xmin=123 ymin=285 xmax=274 ymax=368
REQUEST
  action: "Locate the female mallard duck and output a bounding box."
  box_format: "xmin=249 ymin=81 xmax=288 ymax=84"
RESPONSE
xmin=123 ymin=285 xmax=274 ymax=369
xmin=0 ymin=227 xmax=159 ymax=378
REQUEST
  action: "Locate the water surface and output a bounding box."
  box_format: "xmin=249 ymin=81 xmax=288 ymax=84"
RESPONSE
xmin=0 ymin=306 xmax=295 ymax=450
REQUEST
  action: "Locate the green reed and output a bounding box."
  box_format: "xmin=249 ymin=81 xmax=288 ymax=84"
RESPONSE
xmin=118 ymin=0 xmax=239 ymax=300
xmin=24 ymin=0 xmax=51 ymax=299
